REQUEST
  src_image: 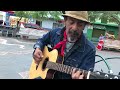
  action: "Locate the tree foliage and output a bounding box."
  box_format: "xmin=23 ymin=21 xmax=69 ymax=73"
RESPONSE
xmin=88 ymin=11 xmax=120 ymax=24
xmin=15 ymin=11 xmax=120 ymax=40
xmin=15 ymin=11 xmax=62 ymax=21
xmin=88 ymin=11 xmax=120 ymax=40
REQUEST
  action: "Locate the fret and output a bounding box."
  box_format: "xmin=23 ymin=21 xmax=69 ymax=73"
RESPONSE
xmin=56 ymin=63 xmax=59 ymax=71
xmin=59 ymin=63 xmax=62 ymax=72
xmin=60 ymin=64 xmax=64 ymax=72
xmin=65 ymin=65 xmax=69 ymax=74
xmin=47 ymin=61 xmax=72 ymax=74
xmin=70 ymin=67 xmax=74 ymax=74
xmin=63 ymin=64 xmax=68 ymax=73
xmin=62 ymin=65 xmax=66 ymax=73
xmin=67 ymin=66 xmax=70 ymax=74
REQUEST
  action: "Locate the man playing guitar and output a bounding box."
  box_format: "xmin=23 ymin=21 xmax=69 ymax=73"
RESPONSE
xmin=32 ymin=11 xmax=96 ymax=79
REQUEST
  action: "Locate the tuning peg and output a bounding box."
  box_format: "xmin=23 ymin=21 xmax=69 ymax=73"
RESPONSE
xmin=101 ymin=69 xmax=103 ymax=72
xmin=114 ymin=76 xmax=118 ymax=79
xmin=108 ymin=70 xmax=113 ymax=74
xmin=94 ymin=71 xmax=100 ymax=75
xmin=118 ymin=72 xmax=120 ymax=75
xmin=105 ymin=74 xmax=108 ymax=77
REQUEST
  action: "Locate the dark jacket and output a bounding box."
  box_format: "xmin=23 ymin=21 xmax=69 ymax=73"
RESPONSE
xmin=33 ymin=27 xmax=96 ymax=79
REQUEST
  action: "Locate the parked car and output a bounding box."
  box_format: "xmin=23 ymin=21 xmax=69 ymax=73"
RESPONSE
xmin=16 ymin=22 xmax=49 ymax=39
xmin=19 ymin=22 xmax=44 ymax=30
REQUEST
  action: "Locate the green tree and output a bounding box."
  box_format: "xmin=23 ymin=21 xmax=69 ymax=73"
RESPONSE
xmin=88 ymin=11 xmax=120 ymax=24
xmin=15 ymin=11 xmax=32 ymax=30
xmin=15 ymin=11 xmax=63 ymax=29
xmin=31 ymin=11 xmax=62 ymax=21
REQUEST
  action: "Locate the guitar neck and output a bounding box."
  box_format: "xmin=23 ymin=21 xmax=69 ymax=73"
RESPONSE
xmin=46 ymin=61 xmax=120 ymax=79
xmin=46 ymin=61 xmax=88 ymax=76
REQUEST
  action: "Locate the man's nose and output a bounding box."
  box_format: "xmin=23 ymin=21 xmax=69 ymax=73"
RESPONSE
xmin=71 ymin=23 xmax=78 ymax=30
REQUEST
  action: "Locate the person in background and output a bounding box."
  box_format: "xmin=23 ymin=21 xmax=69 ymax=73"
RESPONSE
xmin=99 ymin=34 xmax=105 ymax=41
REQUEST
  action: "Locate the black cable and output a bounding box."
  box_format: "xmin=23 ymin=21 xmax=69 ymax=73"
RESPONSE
xmin=95 ymin=57 xmax=120 ymax=63
xmin=95 ymin=55 xmax=111 ymax=71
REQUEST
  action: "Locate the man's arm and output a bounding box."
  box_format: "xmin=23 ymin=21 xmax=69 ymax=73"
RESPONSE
xmin=32 ymin=30 xmax=54 ymax=64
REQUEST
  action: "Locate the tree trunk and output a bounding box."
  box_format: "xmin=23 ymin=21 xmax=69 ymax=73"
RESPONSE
xmin=16 ymin=17 xmax=22 ymax=32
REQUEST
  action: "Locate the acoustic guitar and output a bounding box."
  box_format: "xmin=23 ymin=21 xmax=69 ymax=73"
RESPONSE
xmin=29 ymin=46 xmax=120 ymax=79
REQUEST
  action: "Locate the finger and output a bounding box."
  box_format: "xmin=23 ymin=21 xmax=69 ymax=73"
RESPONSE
xmin=71 ymin=68 xmax=76 ymax=79
xmin=39 ymin=51 xmax=44 ymax=58
xmin=79 ymin=71 xmax=84 ymax=79
xmin=36 ymin=53 xmax=41 ymax=59
xmin=72 ymin=68 xmax=77 ymax=78
xmin=34 ymin=58 xmax=40 ymax=63
xmin=75 ymin=71 xmax=81 ymax=78
xmin=72 ymin=69 xmax=81 ymax=79
xmin=34 ymin=60 xmax=40 ymax=65
xmin=33 ymin=56 xmax=41 ymax=65
xmin=79 ymin=74 xmax=84 ymax=79
xmin=72 ymin=68 xmax=77 ymax=75
xmin=33 ymin=55 xmax=40 ymax=61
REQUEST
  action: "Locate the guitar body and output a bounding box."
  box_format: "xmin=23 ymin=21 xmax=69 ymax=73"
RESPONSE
xmin=29 ymin=46 xmax=58 ymax=79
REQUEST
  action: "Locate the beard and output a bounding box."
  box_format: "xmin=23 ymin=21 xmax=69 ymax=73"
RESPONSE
xmin=67 ymin=29 xmax=81 ymax=43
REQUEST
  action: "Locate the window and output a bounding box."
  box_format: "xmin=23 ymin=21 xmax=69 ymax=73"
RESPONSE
xmin=92 ymin=29 xmax=105 ymax=38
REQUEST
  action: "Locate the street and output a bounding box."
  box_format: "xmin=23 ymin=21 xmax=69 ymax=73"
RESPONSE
xmin=0 ymin=36 xmax=120 ymax=79
xmin=0 ymin=36 xmax=34 ymax=79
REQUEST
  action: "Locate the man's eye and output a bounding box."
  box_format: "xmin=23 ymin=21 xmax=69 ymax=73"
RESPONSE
xmin=78 ymin=23 xmax=83 ymax=26
xmin=78 ymin=24 xmax=82 ymax=26
xmin=70 ymin=22 xmax=74 ymax=24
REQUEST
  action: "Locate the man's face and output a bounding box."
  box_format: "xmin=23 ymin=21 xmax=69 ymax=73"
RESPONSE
xmin=64 ymin=17 xmax=86 ymax=42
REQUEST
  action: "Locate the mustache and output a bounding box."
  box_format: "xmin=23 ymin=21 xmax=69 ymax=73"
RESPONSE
xmin=68 ymin=30 xmax=79 ymax=36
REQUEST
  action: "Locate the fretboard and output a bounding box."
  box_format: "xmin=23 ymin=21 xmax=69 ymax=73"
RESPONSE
xmin=46 ymin=61 xmax=120 ymax=79
xmin=46 ymin=61 xmax=88 ymax=75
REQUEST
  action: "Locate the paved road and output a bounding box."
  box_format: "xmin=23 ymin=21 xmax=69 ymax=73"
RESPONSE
xmin=94 ymin=50 xmax=120 ymax=75
xmin=0 ymin=36 xmax=120 ymax=79
xmin=0 ymin=36 xmax=34 ymax=79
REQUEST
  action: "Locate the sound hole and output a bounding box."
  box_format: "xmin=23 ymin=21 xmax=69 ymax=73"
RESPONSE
xmin=42 ymin=57 xmax=49 ymax=71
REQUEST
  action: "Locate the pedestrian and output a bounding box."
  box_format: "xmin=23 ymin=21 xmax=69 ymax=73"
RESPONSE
xmin=99 ymin=34 xmax=104 ymax=41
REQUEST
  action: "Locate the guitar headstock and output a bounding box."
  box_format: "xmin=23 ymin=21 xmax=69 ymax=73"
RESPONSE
xmin=90 ymin=71 xmax=120 ymax=79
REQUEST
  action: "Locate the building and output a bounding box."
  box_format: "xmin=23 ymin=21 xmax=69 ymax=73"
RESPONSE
xmin=0 ymin=11 xmax=15 ymax=26
xmin=9 ymin=15 xmax=64 ymax=30
xmin=29 ymin=18 xmax=64 ymax=30
xmin=87 ymin=22 xmax=119 ymax=42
